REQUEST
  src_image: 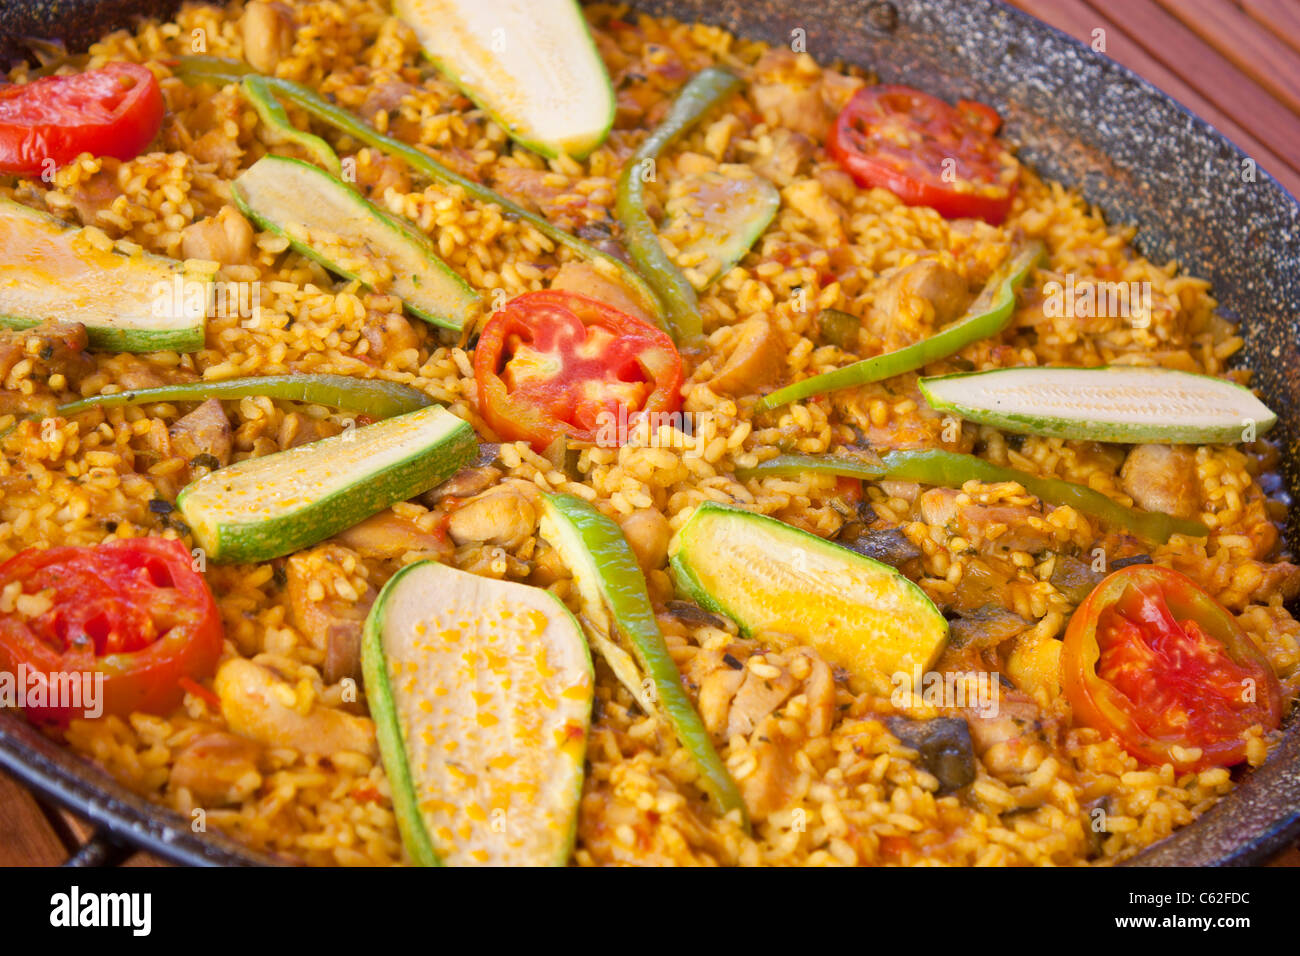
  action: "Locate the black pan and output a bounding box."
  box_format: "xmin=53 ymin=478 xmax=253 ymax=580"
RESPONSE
xmin=2 ymin=0 xmax=1298 ymax=866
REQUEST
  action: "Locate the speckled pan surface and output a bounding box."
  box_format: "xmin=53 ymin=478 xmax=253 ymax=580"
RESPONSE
xmin=1 ymin=0 xmax=1297 ymax=866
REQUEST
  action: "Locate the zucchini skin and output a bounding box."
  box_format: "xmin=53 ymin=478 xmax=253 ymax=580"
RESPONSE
xmin=361 ymin=561 xmax=444 ymax=867
xmin=177 ymin=408 xmax=476 ymax=563
xmin=0 ymin=314 xmax=206 ymax=353
xmin=231 ymin=155 xmax=479 ymax=331
xmin=918 ymin=365 xmax=1278 ymax=444
xmin=670 ymin=501 xmax=949 ymax=677
xmin=394 ymin=0 xmax=615 ymax=160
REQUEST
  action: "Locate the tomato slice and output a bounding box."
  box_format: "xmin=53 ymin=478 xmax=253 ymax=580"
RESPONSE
xmin=0 ymin=538 xmax=224 ymax=726
xmin=0 ymin=63 xmax=165 ymax=176
xmin=828 ymin=85 xmax=1018 ymax=224
xmin=1061 ymin=565 xmax=1282 ymax=770
xmin=473 ymin=290 xmax=684 ymax=451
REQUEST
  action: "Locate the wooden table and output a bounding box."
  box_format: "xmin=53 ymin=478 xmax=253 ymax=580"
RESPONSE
xmin=4 ymin=0 xmax=1300 ymax=867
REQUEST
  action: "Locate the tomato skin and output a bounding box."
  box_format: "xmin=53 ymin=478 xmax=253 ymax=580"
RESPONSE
xmin=828 ymin=85 xmax=1018 ymax=224
xmin=0 ymin=63 xmax=165 ymax=176
xmin=0 ymin=538 xmax=224 ymax=726
xmin=1061 ymin=565 xmax=1282 ymax=770
xmin=473 ymin=290 xmax=684 ymax=452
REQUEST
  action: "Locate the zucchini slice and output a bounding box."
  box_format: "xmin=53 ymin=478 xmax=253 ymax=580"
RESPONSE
xmin=394 ymin=0 xmax=615 ymax=159
xmin=0 ymin=198 xmax=214 ymax=353
xmin=538 ymin=493 xmax=748 ymax=825
xmin=660 ymin=168 xmax=780 ymax=290
xmin=176 ymin=404 xmax=475 ymax=563
xmin=919 ymin=365 xmax=1277 ymax=444
xmin=231 ymin=155 xmax=479 ymax=331
xmin=362 ymin=560 xmax=593 ymax=866
xmin=670 ymin=502 xmax=948 ymax=682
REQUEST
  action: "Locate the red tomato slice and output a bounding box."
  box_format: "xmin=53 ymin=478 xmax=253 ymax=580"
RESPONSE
xmin=473 ymin=290 xmax=684 ymax=452
xmin=828 ymin=85 xmax=1018 ymax=224
xmin=1061 ymin=565 xmax=1282 ymax=770
xmin=0 ymin=538 xmax=224 ymax=726
xmin=0 ymin=63 xmax=165 ymax=176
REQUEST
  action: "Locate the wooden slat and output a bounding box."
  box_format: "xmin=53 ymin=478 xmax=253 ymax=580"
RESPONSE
xmin=0 ymin=770 xmax=68 ymax=866
xmin=1161 ymin=0 xmax=1300 ymax=115
xmin=1086 ymin=0 xmax=1300 ymax=168
xmin=1007 ymin=0 xmax=1300 ymax=195
xmin=1239 ymin=0 xmax=1300 ymax=56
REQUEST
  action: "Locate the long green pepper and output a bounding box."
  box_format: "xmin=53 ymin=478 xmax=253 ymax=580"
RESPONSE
xmin=756 ymin=240 xmax=1047 ymax=410
xmin=614 ymin=68 xmax=743 ymax=343
xmin=540 ymin=493 xmax=748 ymax=826
xmin=736 ymin=450 xmax=1209 ymax=544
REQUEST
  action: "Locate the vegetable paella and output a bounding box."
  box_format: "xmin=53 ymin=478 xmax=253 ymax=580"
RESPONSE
xmin=0 ymin=0 xmax=1296 ymax=866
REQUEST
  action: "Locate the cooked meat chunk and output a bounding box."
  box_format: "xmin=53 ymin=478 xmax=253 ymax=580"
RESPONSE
xmin=710 ymin=316 xmax=783 ymax=396
xmin=947 ymin=603 xmax=1029 ymax=650
xmin=447 ymin=485 xmax=537 ymax=550
xmin=361 ymin=311 xmax=420 ymax=360
xmin=169 ymin=399 xmax=232 ymax=469
xmin=214 ymin=657 xmax=376 ymax=756
xmin=424 ymin=464 xmax=502 ymax=505
xmin=0 ymin=321 xmax=93 ymax=396
xmin=331 ymin=509 xmax=452 ymax=563
xmin=1120 ymin=444 xmax=1200 ymax=519
xmin=838 ymin=526 xmax=922 ymax=567
xmin=286 ymin=544 xmax=377 ymax=685
xmin=962 ymin=689 xmax=1049 ymax=779
xmin=748 ymin=128 xmax=814 ymax=188
xmin=169 ymin=732 xmax=262 ymax=805
xmin=750 ymin=49 xmax=833 ymax=141
xmin=67 ymin=158 xmax=122 ymax=227
xmin=181 ymin=205 xmax=254 ymax=266
xmin=616 ymin=508 xmax=672 ymax=574
xmin=241 ymin=0 xmax=294 ymax=73
xmin=880 ymin=259 xmax=970 ymax=326
xmin=919 ymin=487 xmax=1055 ymax=555
xmin=727 ymin=664 xmax=798 ymax=737
xmin=550 ymin=261 xmax=653 ymax=325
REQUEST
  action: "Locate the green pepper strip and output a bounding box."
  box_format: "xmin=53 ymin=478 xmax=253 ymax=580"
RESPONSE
xmin=542 ymin=493 xmax=748 ymax=826
xmin=756 ymin=240 xmax=1047 ymax=410
xmin=55 ymin=374 xmax=432 ymax=420
xmin=614 ymin=68 xmax=742 ymax=343
xmin=240 ymin=75 xmax=342 ymax=177
xmin=170 ymin=57 xmax=667 ymax=329
xmin=736 ymin=450 xmax=1209 ymax=544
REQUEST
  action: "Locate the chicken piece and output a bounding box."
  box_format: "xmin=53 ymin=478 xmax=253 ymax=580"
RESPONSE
xmin=749 ymin=128 xmax=814 ymax=188
xmin=0 ymin=321 xmax=93 ymax=393
xmin=424 ymin=464 xmax=502 ymax=504
xmin=550 ymin=261 xmax=653 ymax=325
xmin=1120 ymin=444 xmax=1200 ymax=520
xmin=241 ymin=0 xmax=294 ymax=74
xmin=356 ymin=149 xmax=411 ymax=200
xmin=277 ymin=412 xmax=338 ymax=450
xmin=802 ymin=652 xmax=836 ymax=737
xmin=361 ymin=311 xmax=420 ymax=360
xmin=727 ymin=664 xmax=798 ymax=738
xmin=169 ymin=732 xmax=262 ymax=805
xmin=285 ymin=544 xmax=377 ymax=685
xmin=919 ymin=487 xmax=1055 ymax=556
xmin=359 ymin=81 xmax=417 ymax=121
xmin=709 ymin=316 xmax=783 ymax=396
xmin=181 ymin=205 xmax=254 ymax=266
xmin=962 ymin=688 xmax=1050 ymax=780
xmin=750 ymin=49 xmax=833 ymax=141
xmin=214 ymin=657 xmax=376 ymax=756
xmin=67 ymin=158 xmax=122 ymax=227
xmin=109 ymin=354 xmax=195 ymax=391
xmin=169 ymin=399 xmax=232 ymax=469
xmin=446 ymin=485 xmax=537 ymax=550
xmin=191 ymin=129 xmax=245 ymax=178
xmin=331 ymin=508 xmax=453 ymax=562
xmin=616 ymin=508 xmax=671 ymax=574
xmin=739 ymin=715 xmax=801 ymax=820
xmin=782 ymin=178 xmax=847 ymax=238
xmin=697 ymin=666 xmax=746 ymax=737
xmin=489 ymin=165 xmax=595 ymax=233
xmin=879 ymin=259 xmax=971 ymax=327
